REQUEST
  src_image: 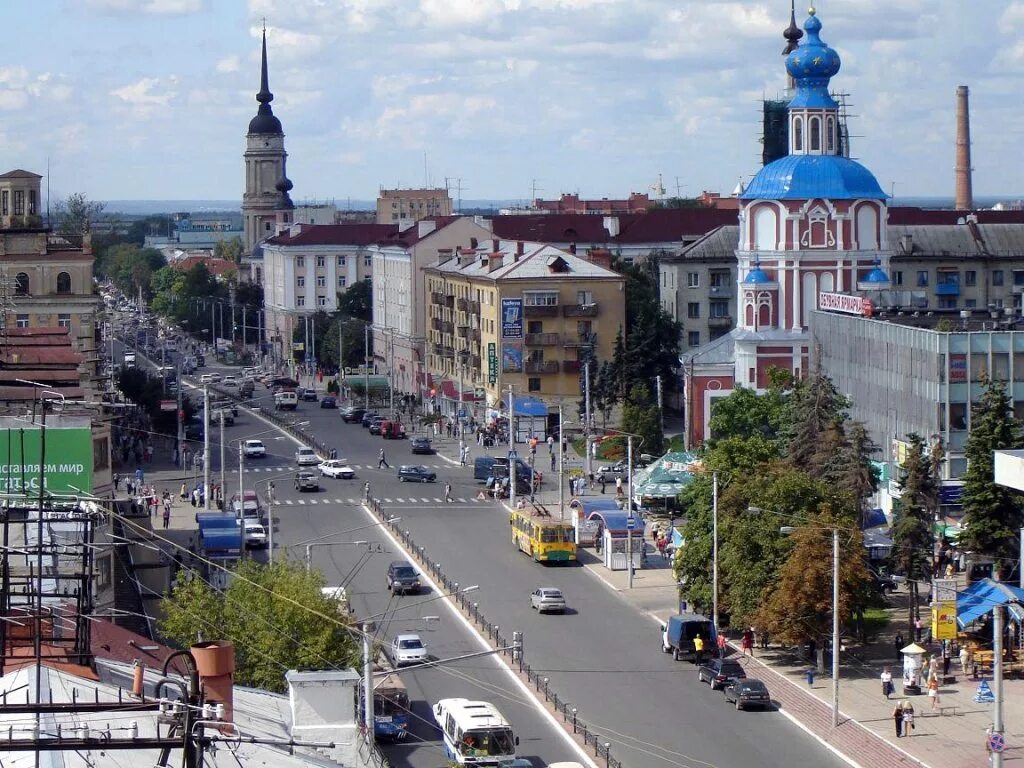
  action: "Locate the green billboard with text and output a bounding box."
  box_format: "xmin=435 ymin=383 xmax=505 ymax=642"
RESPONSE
xmin=0 ymin=428 xmax=93 ymax=494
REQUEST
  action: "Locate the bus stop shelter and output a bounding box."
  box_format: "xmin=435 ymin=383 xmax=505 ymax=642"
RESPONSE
xmin=583 ymin=507 xmax=644 ymax=572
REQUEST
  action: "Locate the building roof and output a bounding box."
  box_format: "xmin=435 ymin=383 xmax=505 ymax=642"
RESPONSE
xmin=171 ymin=255 xmax=238 ymax=277
xmin=0 ymin=169 xmax=42 ymax=179
xmin=430 ymin=242 xmax=620 ymax=282
xmin=265 ymin=223 xmax=399 ymax=247
xmin=890 ymin=223 xmax=1024 ymax=258
xmin=742 ymin=154 xmax=886 ymax=201
xmin=248 ymin=28 xmax=283 ymax=136
xmin=667 ymin=225 xmax=739 ymax=262
xmin=887 ymin=207 xmax=1024 ymax=225
xmin=490 ymin=208 xmax=735 ymax=247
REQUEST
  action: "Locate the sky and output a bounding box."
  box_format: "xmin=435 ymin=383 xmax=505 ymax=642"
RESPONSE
xmin=3 ymin=0 xmax=1024 ymax=206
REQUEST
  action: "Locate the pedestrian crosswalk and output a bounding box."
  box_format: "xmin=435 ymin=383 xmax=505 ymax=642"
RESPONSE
xmin=243 ymin=463 xmax=451 ymax=473
xmin=277 ymin=497 xmax=475 ymax=505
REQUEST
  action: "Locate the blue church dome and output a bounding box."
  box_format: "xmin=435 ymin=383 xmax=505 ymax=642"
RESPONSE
xmin=743 ymin=260 xmax=774 ymax=285
xmin=740 ymin=154 xmax=886 ymax=201
xmin=786 ymin=9 xmax=840 ymax=109
xmin=860 ymin=259 xmax=890 ymax=285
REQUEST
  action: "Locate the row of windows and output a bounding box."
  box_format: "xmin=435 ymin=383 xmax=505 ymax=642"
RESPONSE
xmin=15 ymin=271 xmax=73 ymax=295
xmin=685 ymin=272 xmax=732 ymax=289
xmin=297 ymin=276 xmax=348 ymax=288
xmin=686 ymin=301 xmax=731 ymax=319
xmin=294 ymin=255 xmax=369 ymax=268
xmin=792 ymin=114 xmax=836 ymax=154
xmin=1 ymin=189 xmax=37 ymax=217
xmin=295 ymin=296 xmax=330 ymax=308
xmin=15 ymin=313 xmax=71 ymax=328
xmin=899 ymin=269 xmax=1019 ymax=288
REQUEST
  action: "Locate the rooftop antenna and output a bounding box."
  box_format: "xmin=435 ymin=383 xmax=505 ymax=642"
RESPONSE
xmin=530 ymin=178 xmax=542 ymax=206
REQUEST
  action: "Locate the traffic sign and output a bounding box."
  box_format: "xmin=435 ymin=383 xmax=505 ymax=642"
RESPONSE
xmin=626 ymin=517 xmax=636 ymax=530
xmin=509 ymin=450 xmax=518 ymax=460
xmin=988 ymin=732 xmax=1005 ymax=753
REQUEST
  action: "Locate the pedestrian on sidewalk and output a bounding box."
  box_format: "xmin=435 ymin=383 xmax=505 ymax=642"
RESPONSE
xmin=741 ymin=628 xmax=754 ymax=656
xmin=445 ymin=482 xmax=453 ymax=503
xmin=892 ymin=701 xmax=904 ymax=737
xmin=716 ymin=633 xmax=727 ymax=658
xmin=615 ymin=476 xmax=623 ymax=497
xmin=914 ymin=615 xmax=923 ymax=642
xmin=959 ymin=645 xmax=970 ymax=676
xmin=550 ymin=453 xmax=556 ymax=472
xmin=894 ymin=632 xmax=904 ymax=661
xmin=600 ymin=475 xmax=606 ymax=494
xmin=928 ymin=675 xmax=940 ymax=711
xmin=162 ymin=503 xmax=171 ymax=529
xmin=180 ymin=482 xmax=187 ymax=501
xmin=881 ymin=667 xmax=893 ymax=699
xmin=113 ymin=473 xmax=121 ymax=492
xmin=901 ymin=701 xmax=915 ymax=735
xmin=378 ymin=448 xmax=389 ymax=469
xmin=547 ymin=435 xmax=554 ymax=454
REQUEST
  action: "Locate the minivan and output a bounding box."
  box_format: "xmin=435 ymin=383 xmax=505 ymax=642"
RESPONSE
xmin=474 ymin=456 xmax=539 ymax=486
xmin=274 ymin=391 xmax=298 ymax=410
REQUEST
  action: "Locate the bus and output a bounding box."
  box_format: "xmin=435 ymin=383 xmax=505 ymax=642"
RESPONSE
xmin=509 ymin=506 xmax=576 ymax=563
xmin=432 ymin=698 xmax=518 ymax=765
xmin=373 ymin=666 xmax=410 ymax=741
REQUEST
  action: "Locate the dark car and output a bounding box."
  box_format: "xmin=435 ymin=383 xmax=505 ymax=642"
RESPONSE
xmin=368 ymin=416 xmax=385 ymax=435
xmin=870 ymin=567 xmax=899 ymax=595
xmin=239 ymin=380 xmax=255 ymax=398
xmin=320 ymin=395 xmax=337 ymax=409
xmin=300 ymin=387 xmax=318 ymax=402
xmin=398 ymin=465 xmax=436 ymax=483
xmin=341 ymin=406 xmax=367 ymax=423
xmin=698 ymin=658 xmax=747 ymax=691
xmin=411 ymin=437 xmax=433 ymax=455
xmin=360 ymin=411 xmax=380 ymax=428
xmin=386 ymin=561 xmax=422 ymax=594
xmin=724 ymin=679 xmax=771 ymax=711
xmin=294 ymin=470 xmax=319 ymax=492
xmin=270 ymin=376 xmax=300 ymax=389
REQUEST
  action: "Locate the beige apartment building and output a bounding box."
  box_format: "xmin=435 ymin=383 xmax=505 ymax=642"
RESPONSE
xmin=377 ymin=188 xmax=453 ymax=228
xmin=423 ymin=241 xmax=625 ymax=430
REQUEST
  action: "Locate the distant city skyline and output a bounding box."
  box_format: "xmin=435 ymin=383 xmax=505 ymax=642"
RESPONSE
xmin=4 ymin=1 xmax=1024 ymax=204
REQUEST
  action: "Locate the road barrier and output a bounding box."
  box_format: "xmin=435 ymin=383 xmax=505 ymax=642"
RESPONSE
xmin=367 ymin=497 xmax=624 ymax=768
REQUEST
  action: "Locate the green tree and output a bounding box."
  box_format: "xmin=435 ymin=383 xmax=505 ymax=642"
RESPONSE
xmin=337 ymin=279 xmax=372 ymax=322
xmin=97 ymin=244 xmax=167 ymax=297
xmin=707 ymin=369 xmax=791 ymax=444
xmin=620 ymin=382 xmax=663 ymax=456
xmin=783 ymin=370 xmax=850 ymax=474
xmin=890 ymin=434 xmax=938 ymax=637
xmin=160 ymin=560 xmax=360 ymax=693
xmin=52 ymin=192 xmax=104 ymax=235
xmin=823 ymin=421 xmax=880 ymax=528
xmin=213 ymin=237 xmax=244 ymax=264
xmin=959 ymin=376 xmax=1024 ymax=575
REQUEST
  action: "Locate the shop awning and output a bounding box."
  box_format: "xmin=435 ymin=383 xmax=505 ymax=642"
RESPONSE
xmin=957 ymin=578 xmax=1024 ymax=629
xmin=513 ymin=396 xmax=548 ymax=417
xmin=631 ymin=451 xmax=699 ymax=499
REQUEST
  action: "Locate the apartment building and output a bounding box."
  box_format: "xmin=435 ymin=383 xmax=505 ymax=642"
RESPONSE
xmin=260 ymin=223 xmax=396 ymax=363
xmin=423 ymin=241 xmax=625 ymax=429
xmin=376 ymin=188 xmax=453 ymax=228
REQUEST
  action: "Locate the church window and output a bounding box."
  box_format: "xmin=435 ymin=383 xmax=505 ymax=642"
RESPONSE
xmin=827 ymin=117 xmax=836 ymax=153
xmin=296 ymin=256 xmax=305 ymax=268
xmin=856 ymin=205 xmax=878 ymax=250
xmin=802 ymin=207 xmax=833 ymax=248
xmin=316 ymin=256 xmax=325 ymax=267
xmin=754 ymin=207 xmax=777 ymax=251
xmin=338 ymin=276 xmax=347 ymax=288
xmin=810 ymin=117 xmax=821 ymax=151
xmin=56 ymin=272 xmax=72 ymax=294
xmin=793 ymin=117 xmax=804 ymax=151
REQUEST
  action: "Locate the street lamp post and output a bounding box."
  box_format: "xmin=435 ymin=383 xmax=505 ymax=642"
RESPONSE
xmin=305 ymin=540 xmax=369 ymax=573
xmin=713 ymin=471 xmax=719 ymax=630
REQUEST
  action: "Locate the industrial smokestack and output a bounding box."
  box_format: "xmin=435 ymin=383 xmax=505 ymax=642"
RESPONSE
xmin=955 ymin=85 xmax=973 ymax=211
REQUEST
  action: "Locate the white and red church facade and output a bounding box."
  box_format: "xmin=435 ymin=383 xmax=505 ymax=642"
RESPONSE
xmin=683 ymin=8 xmax=891 ymax=447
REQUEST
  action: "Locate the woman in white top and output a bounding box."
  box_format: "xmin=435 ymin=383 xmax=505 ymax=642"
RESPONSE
xmin=881 ymin=667 xmax=893 ymax=699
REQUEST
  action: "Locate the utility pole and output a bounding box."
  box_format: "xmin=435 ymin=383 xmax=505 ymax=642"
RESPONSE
xmin=832 ymin=527 xmax=840 ymax=729
xmin=202 ymin=386 xmax=211 ymax=513
xmin=627 ymin=435 xmax=634 ymax=589
xmin=458 ymin=355 xmax=464 ymax=460
xmin=219 ymin=413 xmax=226 ymax=506
xmin=176 ymin=358 xmax=184 ymax=468
xmin=656 ymin=374 xmax=664 ymax=433
xmin=364 ymin=324 xmax=370 ymax=410
xmin=584 ymin=361 xmax=592 ymax=481
xmin=558 ymin=404 xmax=564 ymax=521
xmin=363 ymin=622 xmax=374 ymax=747
xmin=388 ymin=330 xmax=395 ymax=415
xmin=242 ymin=306 xmax=247 ymax=350
xmin=993 ymin=604 xmax=1004 ymax=767
xmin=713 ymin=471 xmax=719 ymax=629
xmin=508 ymin=383 xmax=516 ymax=509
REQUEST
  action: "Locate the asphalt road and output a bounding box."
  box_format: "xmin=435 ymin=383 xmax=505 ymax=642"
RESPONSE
xmin=117 ymin=331 xmax=846 ymax=768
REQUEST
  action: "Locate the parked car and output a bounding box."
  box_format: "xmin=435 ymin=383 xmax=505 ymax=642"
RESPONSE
xmin=398 ymin=465 xmax=436 ymax=483
xmin=390 ymin=633 xmax=428 ymax=666
xmin=243 ymin=520 xmax=268 ymax=549
xmin=698 ymin=658 xmax=747 ymax=691
xmin=300 ymin=388 xmax=318 ymax=402
xmin=386 ymin=561 xmax=422 ymax=594
xmin=723 ymin=679 xmax=771 ymax=711
xmin=274 ymin=391 xmax=298 ymax=410
xmin=530 ymin=587 xmax=567 ymax=614
xmin=239 ymin=380 xmax=255 ymax=398
xmin=294 ymin=470 xmax=320 ymax=492
xmin=341 ymin=407 xmax=367 ymax=423
xmin=295 ymin=447 xmax=320 ymax=466
xmin=319 ymin=460 xmax=355 ymax=479
xmin=411 ymin=437 xmax=433 ymax=455
xmin=596 ymin=460 xmax=629 ymax=482
xmin=320 ymin=395 xmax=337 ymax=409
xmin=368 ymin=416 xmax=386 ymax=435
xmin=360 ymin=411 xmax=380 ymax=428
xmin=243 ymin=439 xmax=266 ymax=458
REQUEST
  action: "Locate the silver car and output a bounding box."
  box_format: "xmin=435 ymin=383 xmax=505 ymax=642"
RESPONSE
xmin=530 ymin=587 xmax=567 ymax=614
xmin=391 ymin=633 xmax=428 ymax=667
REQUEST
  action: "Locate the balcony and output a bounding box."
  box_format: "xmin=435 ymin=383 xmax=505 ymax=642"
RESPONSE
xmin=457 ymin=325 xmax=469 ymax=339
xmin=563 ymin=303 xmax=598 ymax=318
xmin=525 ymin=360 xmax=560 ymax=374
xmin=708 ymin=316 xmax=733 ymax=328
xmin=441 ymin=321 xmax=454 ymax=334
xmin=935 ymin=283 xmax=961 ymax=297
xmin=469 ymin=328 xmax=481 ymax=343
xmin=469 ymin=300 xmax=481 ymax=314
xmin=445 ymin=296 xmax=455 ymax=308
xmin=431 ymin=292 xmax=444 ymax=305
xmin=430 ymin=318 xmax=442 ymax=331
xmin=471 ymin=355 xmax=481 ymax=369
xmin=525 ymin=332 xmax=560 ymax=346
xmin=563 ymin=333 xmax=597 ymax=347
xmin=457 ymin=298 xmax=468 ymax=312
xmin=563 ymin=360 xmax=582 ymax=374
xmin=432 ymin=343 xmax=448 ymax=356
xmin=709 ymin=285 xmax=734 ymax=298
xmin=524 ymin=304 xmax=559 ymax=318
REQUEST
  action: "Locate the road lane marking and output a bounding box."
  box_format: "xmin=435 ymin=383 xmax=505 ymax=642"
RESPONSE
xmin=309 ymin=499 xmax=318 ymax=504
xmin=297 ymin=499 xmax=306 ymax=505
xmin=284 ymin=500 xmax=294 ymax=505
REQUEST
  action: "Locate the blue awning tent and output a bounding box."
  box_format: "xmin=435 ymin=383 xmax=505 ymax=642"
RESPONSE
xmin=512 ymin=396 xmax=548 ymax=417
xmin=586 ymin=510 xmax=637 ymax=535
xmin=957 ymin=578 xmax=1024 ymax=629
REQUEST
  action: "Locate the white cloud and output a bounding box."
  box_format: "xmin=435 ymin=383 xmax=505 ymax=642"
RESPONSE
xmin=216 ymin=55 xmax=241 ymax=73
xmin=110 ymin=78 xmax=176 ymax=119
xmin=86 ymin=0 xmax=202 ymax=13
xmin=999 ymin=1 xmax=1024 ymax=30
xmin=0 ymin=91 xmax=28 ymax=110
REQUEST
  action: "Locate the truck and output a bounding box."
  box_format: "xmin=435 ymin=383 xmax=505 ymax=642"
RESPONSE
xmin=660 ymin=612 xmax=717 ymax=662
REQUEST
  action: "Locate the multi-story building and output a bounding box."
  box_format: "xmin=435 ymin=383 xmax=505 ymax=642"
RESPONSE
xmin=530 ymin=193 xmax=652 ymax=215
xmin=376 ymin=188 xmax=453 ymax=228
xmin=369 ymin=217 xmax=492 ymax=398
xmin=261 ymin=223 xmax=395 ymax=364
xmin=423 ymin=241 xmax=625 ymax=432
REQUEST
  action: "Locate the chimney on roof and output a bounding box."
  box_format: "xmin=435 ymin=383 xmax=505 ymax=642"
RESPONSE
xmin=286 ymin=670 xmax=361 ymax=767
xmin=191 ymin=641 xmax=235 ymax=731
xmin=586 ymin=247 xmax=612 ymax=270
xmin=469 ymin=237 xmax=478 ymax=249
xmin=569 ymin=242 xmax=577 ymax=255
xmin=603 ymin=216 xmax=620 ymax=238
xmin=418 ymin=219 xmax=437 ymax=239
xmin=492 ymin=238 xmax=500 ymax=252
xmin=516 ymin=241 xmax=524 ymax=257
xmin=955 ymin=85 xmax=973 ymax=211
xmin=489 ymin=254 xmax=504 ymax=272
xmin=437 ymin=248 xmax=453 ymax=265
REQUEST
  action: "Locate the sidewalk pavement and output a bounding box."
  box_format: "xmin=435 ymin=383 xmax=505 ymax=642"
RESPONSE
xmin=424 ymin=430 xmax=1018 ymax=768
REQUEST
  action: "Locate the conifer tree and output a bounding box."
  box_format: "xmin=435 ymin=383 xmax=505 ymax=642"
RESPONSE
xmin=890 ymin=434 xmax=937 ymax=636
xmin=783 ymin=371 xmax=850 ymax=474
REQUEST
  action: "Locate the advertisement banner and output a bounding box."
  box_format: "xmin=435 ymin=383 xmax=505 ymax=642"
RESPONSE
xmin=818 ymin=291 xmax=874 ymax=317
xmin=501 ymin=298 xmax=524 ymax=339
xmin=502 ymin=344 xmax=523 ymax=373
xmin=0 ymin=428 xmax=94 ymax=494
xmin=932 ymin=601 xmax=957 ymax=641
xmin=949 ymin=354 xmax=967 ymax=382
xmin=487 ymin=343 xmax=498 ymax=385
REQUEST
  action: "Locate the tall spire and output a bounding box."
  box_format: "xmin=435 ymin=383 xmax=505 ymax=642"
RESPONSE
xmin=248 ymin=23 xmax=283 ymax=136
xmin=782 ymin=0 xmax=803 ymax=55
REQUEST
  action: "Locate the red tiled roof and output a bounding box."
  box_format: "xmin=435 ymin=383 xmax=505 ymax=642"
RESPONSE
xmin=888 ymin=207 xmax=1024 ymax=225
xmin=2 ymin=347 xmax=82 ymax=365
xmin=265 ymin=223 xmax=400 ymax=247
xmin=0 ymin=385 xmax=84 ymax=400
xmin=0 ymin=369 xmax=82 ymax=382
xmin=490 ymin=208 xmax=737 ymax=245
xmin=7 ymin=327 xmax=73 ymax=339
xmin=613 ymin=208 xmax=738 ymax=242
xmin=90 ymin=616 xmax=176 ymax=668
xmin=171 ymin=256 xmax=237 ymax=277
xmin=394 ymin=216 xmax=462 ymax=246
xmin=491 ymin=214 xmax=630 ymax=243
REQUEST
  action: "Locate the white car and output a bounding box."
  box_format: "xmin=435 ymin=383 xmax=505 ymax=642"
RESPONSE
xmin=319 ymin=460 xmax=355 ymax=479
xmin=222 ymin=375 xmax=238 ymax=387
xmin=243 ymin=439 xmax=266 ymax=458
xmin=243 ymin=520 xmax=268 ymax=549
xmin=530 ymin=587 xmax=567 ymax=614
xmin=295 ymin=447 xmax=319 ymax=466
xmin=391 ymin=633 xmax=428 ymax=667
xmin=199 ymin=373 xmax=215 ymax=384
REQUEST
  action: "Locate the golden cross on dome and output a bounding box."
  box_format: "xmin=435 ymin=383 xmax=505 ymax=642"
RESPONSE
xmin=809 ymin=5 xmax=816 ymax=14
xmin=813 ymin=56 xmax=823 ymax=65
